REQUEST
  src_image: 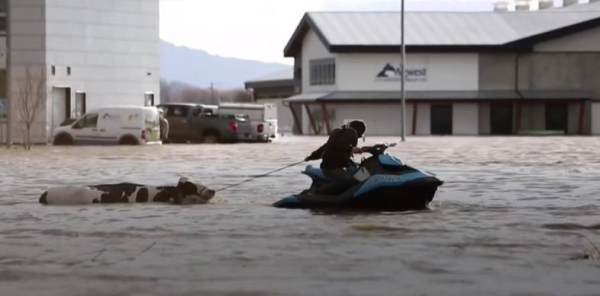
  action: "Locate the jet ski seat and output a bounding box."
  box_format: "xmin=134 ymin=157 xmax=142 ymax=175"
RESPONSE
xmin=304 ymin=165 xmax=330 ymax=181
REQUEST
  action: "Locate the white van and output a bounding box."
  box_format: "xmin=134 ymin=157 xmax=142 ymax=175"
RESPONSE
xmin=52 ymin=105 xmax=162 ymax=145
xmin=216 ymin=102 xmax=278 ymax=142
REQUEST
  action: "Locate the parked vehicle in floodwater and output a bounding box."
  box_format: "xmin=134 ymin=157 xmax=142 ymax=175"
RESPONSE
xmin=216 ymin=102 xmax=278 ymax=142
xmin=156 ymin=103 xmax=252 ymax=143
xmin=52 ymin=106 xmax=162 ymax=146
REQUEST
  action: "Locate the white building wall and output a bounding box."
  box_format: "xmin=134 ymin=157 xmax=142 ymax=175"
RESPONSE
xmin=534 ymin=26 xmax=600 ymax=52
xmin=452 ymin=103 xmax=478 ymax=135
xmin=8 ymin=0 xmax=48 ymax=144
xmin=0 ymin=36 xmax=6 ymax=69
xmin=568 ymin=103 xmax=581 ymax=134
xmin=415 ymin=104 xmax=430 ymax=135
xmin=329 ymin=103 xmax=414 ymax=136
xmin=43 ymin=0 xmax=160 ymax=138
xmin=301 ymin=102 xmax=483 ymax=136
xmin=478 ymin=103 xmax=490 ymax=135
xmin=5 ymin=0 xmax=160 ymax=144
xmin=300 ymin=103 xmax=437 ymax=136
xmin=301 ymin=29 xmax=338 ymax=94
xmin=336 ymin=53 xmax=479 ymax=91
xmin=593 ymin=103 xmax=600 ymax=135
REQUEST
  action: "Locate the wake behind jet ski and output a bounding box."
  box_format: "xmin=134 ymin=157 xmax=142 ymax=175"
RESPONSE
xmin=273 ymin=143 xmax=444 ymax=211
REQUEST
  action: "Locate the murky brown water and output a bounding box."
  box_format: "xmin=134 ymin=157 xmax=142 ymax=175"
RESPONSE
xmin=1 ymin=136 xmax=599 ymax=296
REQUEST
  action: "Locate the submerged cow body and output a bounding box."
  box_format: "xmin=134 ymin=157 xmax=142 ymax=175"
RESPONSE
xmin=39 ymin=177 xmax=216 ymax=205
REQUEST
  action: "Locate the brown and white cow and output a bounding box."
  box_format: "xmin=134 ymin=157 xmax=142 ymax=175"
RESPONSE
xmin=39 ymin=177 xmax=216 ymax=205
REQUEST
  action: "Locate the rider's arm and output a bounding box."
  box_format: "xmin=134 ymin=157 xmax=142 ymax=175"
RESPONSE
xmin=305 ymin=144 xmax=326 ymax=161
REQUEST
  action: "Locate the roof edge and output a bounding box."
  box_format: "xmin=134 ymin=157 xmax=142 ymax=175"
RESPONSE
xmin=506 ymin=14 xmax=600 ymax=48
xmin=283 ymin=12 xmax=600 ymax=56
xmin=284 ymin=13 xmax=332 ymax=58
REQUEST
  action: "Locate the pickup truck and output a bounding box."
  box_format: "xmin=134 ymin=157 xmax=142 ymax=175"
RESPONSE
xmin=156 ymin=103 xmax=252 ymax=144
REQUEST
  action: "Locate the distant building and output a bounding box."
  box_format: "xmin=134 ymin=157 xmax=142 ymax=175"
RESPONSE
xmin=244 ymin=68 xmax=298 ymax=134
xmin=0 ymin=0 xmax=160 ymax=144
xmin=247 ymin=1 xmax=600 ymax=136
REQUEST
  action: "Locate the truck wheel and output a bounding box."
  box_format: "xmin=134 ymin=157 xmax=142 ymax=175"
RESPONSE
xmin=119 ymin=135 xmax=139 ymax=145
xmin=202 ymin=132 xmax=220 ymax=144
xmin=53 ymin=133 xmax=74 ymax=146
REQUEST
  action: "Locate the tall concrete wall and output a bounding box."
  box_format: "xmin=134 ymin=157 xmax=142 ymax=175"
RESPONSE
xmin=478 ymin=52 xmax=600 ymax=134
xmin=8 ymin=0 xmax=47 ymax=144
xmin=5 ymin=0 xmax=160 ymax=144
xmin=593 ymin=103 xmax=600 ymax=135
xmin=44 ymin=0 xmax=160 ymax=138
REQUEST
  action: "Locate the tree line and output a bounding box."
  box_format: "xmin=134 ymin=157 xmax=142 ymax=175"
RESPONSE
xmin=160 ymin=79 xmax=253 ymax=105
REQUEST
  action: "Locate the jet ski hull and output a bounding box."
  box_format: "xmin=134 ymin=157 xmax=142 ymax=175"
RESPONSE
xmin=273 ymin=144 xmax=443 ymax=211
xmin=273 ymin=172 xmax=443 ymax=211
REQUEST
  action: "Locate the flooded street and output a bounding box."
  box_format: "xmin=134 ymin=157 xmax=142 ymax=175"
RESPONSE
xmin=1 ymin=136 xmax=599 ymax=296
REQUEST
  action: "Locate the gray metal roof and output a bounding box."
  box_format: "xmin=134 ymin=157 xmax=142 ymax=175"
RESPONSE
xmin=284 ymin=90 xmax=592 ymax=103
xmin=246 ymin=68 xmax=293 ymax=83
xmin=553 ymin=1 xmax=600 ymax=11
xmin=306 ymin=11 xmax=600 ymax=46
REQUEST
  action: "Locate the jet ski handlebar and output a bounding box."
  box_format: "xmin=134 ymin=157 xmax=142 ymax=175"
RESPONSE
xmin=360 ymin=143 xmax=397 ymax=156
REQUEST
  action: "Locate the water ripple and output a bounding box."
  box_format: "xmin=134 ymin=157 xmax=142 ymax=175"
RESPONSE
xmin=1 ymin=136 xmax=600 ymax=296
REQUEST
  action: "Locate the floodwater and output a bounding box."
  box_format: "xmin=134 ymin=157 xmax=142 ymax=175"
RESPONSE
xmin=0 ymin=136 xmax=599 ymax=296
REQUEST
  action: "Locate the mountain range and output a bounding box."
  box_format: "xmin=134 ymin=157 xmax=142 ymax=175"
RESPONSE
xmin=160 ymin=41 xmax=292 ymax=89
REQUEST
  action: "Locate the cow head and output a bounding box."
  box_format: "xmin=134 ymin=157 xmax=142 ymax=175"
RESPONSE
xmin=176 ymin=177 xmax=216 ymax=204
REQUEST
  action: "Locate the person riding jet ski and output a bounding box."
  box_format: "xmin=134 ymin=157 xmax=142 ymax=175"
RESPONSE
xmin=304 ymin=120 xmax=367 ymax=184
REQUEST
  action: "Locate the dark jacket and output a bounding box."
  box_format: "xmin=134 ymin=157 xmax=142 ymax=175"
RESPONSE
xmin=306 ymin=127 xmax=359 ymax=170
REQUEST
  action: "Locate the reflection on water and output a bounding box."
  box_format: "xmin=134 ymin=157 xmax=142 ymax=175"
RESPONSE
xmin=1 ymin=136 xmax=599 ymax=296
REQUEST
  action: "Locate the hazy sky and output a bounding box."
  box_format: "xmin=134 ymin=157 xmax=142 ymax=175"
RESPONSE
xmin=159 ymin=0 xmax=584 ymax=65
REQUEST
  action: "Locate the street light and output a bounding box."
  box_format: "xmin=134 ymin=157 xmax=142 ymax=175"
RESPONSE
xmin=401 ymin=0 xmax=406 ymax=142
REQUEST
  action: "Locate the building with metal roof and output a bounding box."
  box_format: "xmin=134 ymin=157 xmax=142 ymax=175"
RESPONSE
xmin=247 ymin=2 xmax=600 ymax=136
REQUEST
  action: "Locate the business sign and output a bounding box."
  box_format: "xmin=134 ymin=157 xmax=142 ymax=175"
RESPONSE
xmin=375 ymin=63 xmax=428 ymax=83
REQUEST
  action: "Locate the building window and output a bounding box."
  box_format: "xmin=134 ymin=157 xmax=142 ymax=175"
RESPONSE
xmin=51 ymin=66 xmax=56 ymax=76
xmin=166 ymin=106 xmax=188 ymax=118
xmin=67 ymin=66 xmax=71 ymax=76
xmin=309 ymin=58 xmax=335 ymax=86
xmin=75 ymin=92 xmax=86 ymax=117
xmin=145 ymin=93 xmax=155 ymax=106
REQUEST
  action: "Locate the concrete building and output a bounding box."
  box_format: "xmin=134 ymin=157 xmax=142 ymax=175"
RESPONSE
xmin=247 ymin=1 xmax=600 ymax=136
xmin=0 ymin=0 xmax=160 ymax=144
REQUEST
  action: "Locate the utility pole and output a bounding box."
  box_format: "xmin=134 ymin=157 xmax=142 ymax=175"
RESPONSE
xmin=210 ymin=82 xmax=214 ymax=103
xmin=400 ymin=0 xmax=406 ymax=142
xmin=6 ymin=0 xmax=12 ymax=148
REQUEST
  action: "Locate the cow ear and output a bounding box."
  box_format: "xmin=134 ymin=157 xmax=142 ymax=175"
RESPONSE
xmin=177 ymin=181 xmax=197 ymax=196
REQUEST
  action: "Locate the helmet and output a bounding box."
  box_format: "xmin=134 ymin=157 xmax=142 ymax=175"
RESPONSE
xmin=348 ymin=120 xmax=366 ymax=137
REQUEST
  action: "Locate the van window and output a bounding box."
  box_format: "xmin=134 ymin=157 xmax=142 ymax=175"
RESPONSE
xmin=73 ymin=113 xmax=98 ymax=129
xmin=166 ymin=106 xmax=189 ymax=118
xmin=192 ymin=107 xmax=212 ymax=117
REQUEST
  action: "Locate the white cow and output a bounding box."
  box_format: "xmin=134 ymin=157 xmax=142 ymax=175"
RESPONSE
xmin=39 ymin=177 xmax=216 ymax=205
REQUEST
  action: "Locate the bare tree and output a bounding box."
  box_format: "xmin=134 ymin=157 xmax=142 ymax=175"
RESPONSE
xmin=161 ymin=80 xmax=254 ymax=105
xmin=14 ymin=65 xmax=46 ymax=150
xmin=160 ymin=79 xmax=170 ymax=103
